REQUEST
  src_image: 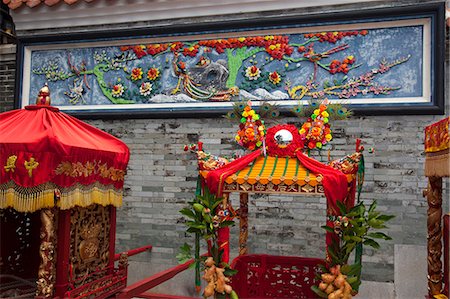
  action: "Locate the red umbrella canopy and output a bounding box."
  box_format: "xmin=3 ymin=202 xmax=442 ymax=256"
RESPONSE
xmin=0 ymin=105 xmax=130 ymax=212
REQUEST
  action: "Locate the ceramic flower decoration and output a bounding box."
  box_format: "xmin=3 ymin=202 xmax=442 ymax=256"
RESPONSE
xmin=131 ymin=67 xmax=143 ymax=80
xmin=139 ymin=82 xmax=152 ymax=96
xmin=245 ymin=65 xmax=261 ymax=81
xmin=235 ymin=103 xmax=265 ymax=151
xmin=299 ymin=101 xmax=332 ymax=150
xmin=147 ymin=67 xmax=160 ymax=80
xmin=111 ymin=83 xmax=124 ymax=97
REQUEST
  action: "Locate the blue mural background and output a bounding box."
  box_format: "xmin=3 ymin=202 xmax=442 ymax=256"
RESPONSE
xmin=28 ymin=24 xmax=424 ymax=107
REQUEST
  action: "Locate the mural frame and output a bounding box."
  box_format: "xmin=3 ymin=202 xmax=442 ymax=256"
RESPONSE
xmin=15 ymin=2 xmax=445 ymax=118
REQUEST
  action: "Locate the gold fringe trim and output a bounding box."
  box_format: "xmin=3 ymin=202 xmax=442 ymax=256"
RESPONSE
xmin=425 ymin=153 xmax=450 ymax=177
xmin=0 ymin=181 xmax=123 ymax=212
xmin=58 ymin=187 xmax=122 ymax=210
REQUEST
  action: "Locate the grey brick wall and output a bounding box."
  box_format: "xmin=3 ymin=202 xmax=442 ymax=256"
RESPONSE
xmin=0 ymin=45 xmax=16 ymax=112
xmin=0 ymin=0 xmax=448 ymax=292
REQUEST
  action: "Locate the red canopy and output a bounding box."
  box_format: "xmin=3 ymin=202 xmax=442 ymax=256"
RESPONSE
xmin=0 ymin=105 xmax=130 ymax=212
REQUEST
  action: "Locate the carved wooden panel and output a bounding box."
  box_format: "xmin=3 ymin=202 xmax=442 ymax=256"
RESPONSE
xmin=69 ymin=205 xmax=110 ymax=288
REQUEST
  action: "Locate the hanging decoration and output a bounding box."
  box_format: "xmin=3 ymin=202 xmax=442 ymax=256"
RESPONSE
xmin=266 ymin=124 xmax=303 ymax=157
xmin=234 ymin=103 xmax=266 ymax=151
xmin=299 ymin=101 xmax=333 ymax=150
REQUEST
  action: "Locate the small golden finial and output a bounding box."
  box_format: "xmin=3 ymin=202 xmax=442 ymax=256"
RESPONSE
xmin=36 ymin=83 xmax=51 ymax=105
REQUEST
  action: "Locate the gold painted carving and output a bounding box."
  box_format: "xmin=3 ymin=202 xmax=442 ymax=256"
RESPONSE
xmin=36 ymin=209 xmax=56 ymax=298
xmin=70 ymin=205 xmax=110 ymax=288
xmin=426 ymin=177 xmax=443 ymax=296
xmin=79 ymin=224 xmax=101 ymax=262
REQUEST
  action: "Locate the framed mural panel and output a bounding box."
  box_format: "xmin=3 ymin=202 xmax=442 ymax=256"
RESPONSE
xmin=15 ymin=3 xmax=445 ymax=117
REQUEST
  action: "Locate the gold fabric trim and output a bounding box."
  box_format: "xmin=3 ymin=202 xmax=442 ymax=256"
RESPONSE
xmin=0 ymin=181 xmax=123 ymax=212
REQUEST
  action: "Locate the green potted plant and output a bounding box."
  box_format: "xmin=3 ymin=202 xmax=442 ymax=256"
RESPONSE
xmin=312 ymin=200 xmax=394 ymax=299
xmin=178 ymin=188 xmax=238 ymax=299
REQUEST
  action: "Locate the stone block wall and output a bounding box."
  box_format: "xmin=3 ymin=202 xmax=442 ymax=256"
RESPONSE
xmin=0 ymin=0 xmax=448 ymax=292
xmin=0 ymin=45 xmax=16 ymax=112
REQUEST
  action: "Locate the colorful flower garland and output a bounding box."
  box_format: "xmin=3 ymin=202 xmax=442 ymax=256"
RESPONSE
xmin=235 ymin=104 xmax=265 ymax=151
xmin=299 ymin=103 xmax=332 ymax=150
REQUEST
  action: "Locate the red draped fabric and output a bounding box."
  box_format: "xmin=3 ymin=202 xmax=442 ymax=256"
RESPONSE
xmin=205 ymin=149 xmax=261 ymax=196
xmin=295 ymin=151 xmax=350 ymax=247
xmin=295 ymin=151 xmax=349 ymax=214
xmin=0 ymin=105 xmax=130 ymax=211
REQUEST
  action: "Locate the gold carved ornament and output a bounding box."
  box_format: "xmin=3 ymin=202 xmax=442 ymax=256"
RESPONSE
xmin=69 ymin=205 xmax=110 ymax=288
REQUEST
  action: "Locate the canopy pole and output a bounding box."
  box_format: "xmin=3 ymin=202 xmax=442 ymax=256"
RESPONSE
xmin=218 ymin=193 xmax=230 ymax=263
xmin=239 ymin=193 xmax=249 ymax=256
xmin=425 ymin=176 xmax=443 ymax=296
xmin=55 ymin=209 xmax=71 ymax=298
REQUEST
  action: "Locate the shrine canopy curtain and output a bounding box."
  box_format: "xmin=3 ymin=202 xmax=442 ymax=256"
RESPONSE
xmin=0 ymin=105 xmax=130 ymax=212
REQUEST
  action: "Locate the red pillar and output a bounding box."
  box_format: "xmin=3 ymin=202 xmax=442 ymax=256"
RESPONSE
xmin=54 ymin=209 xmax=71 ymax=298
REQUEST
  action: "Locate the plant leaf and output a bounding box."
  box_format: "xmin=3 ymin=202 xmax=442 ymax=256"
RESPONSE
xmin=363 ymin=239 xmax=380 ymax=249
xmin=377 ymin=214 xmax=396 ymax=222
xmin=368 ymin=232 xmax=392 ymax=240
xmin=321 ymin=225 xmax=335 ymax=233
xmin=311 ymin=285 xmax=328 ymax=298
xmin=187 ymin=222 xmax=206 ymax=229
xmin=212 ymin=199 xmax=222 ymax=209
xmin=368 ymin=200 xmax=377 ymax=213
xmin=219 ymin=220 xmax=235 ymax=228
xmin=223 ymin=268 xmax=238 ymax=277
xmin=336 ymin=201 xmax=348 ymax=214
xmin=347 ymin=275 xmax=359 ymax=285
xmin=179 ymin=208 xmax=196 ymax=219
xmin=341 ymin=264 xmax=361 ymax=276
xmin=368 ymin=219 xmax=387 ymax=229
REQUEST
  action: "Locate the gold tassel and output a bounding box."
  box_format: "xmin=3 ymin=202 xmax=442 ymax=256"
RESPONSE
xmin=1 ymin=182 xmax=123 ymax=212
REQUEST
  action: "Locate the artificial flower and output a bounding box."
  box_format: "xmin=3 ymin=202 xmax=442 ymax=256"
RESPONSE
xmin=311 ymin=127 xmax=322 ymax=137
xmin=300 ymin=100 xmax=333 ymax=150
xmin=235 ymin=103 xmax=265 ymax=150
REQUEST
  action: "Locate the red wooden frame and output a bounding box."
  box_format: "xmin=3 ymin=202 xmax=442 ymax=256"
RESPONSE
xmin=116 ymin=258 xmax=197 ymax=299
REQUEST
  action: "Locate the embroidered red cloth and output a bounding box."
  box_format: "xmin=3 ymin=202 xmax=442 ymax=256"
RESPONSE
xmin=0 ymin=105 xmax=130 ymax=210
xmin=425 ymin=117 xmax=449 ymax=153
